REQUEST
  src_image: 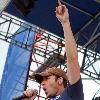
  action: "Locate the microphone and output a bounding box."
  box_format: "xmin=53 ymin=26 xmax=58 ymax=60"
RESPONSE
xmin=12 ymin=93 xmax=27 ymax=100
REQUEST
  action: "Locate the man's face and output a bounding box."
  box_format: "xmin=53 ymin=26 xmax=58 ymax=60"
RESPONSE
xmin=41 ymin=75 xmax=59 ymax=98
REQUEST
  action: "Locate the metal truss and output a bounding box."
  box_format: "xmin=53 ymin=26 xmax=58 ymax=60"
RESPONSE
xmin=62 ymin=0 xmax=100 ymax=82
xmin=75 ymin=12 xmax=100 ymax=83
xmin=0 ymin=11 xmax=100 ymax=85
xmin=62 ymin=0 xmax=94 ymax=18
xmin=62 ymin=0 xmax=100 ymax=85
xmin=0 ymin=0 xmax=12 ymax=13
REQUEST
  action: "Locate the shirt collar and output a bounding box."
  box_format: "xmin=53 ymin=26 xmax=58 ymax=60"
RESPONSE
xmin=50 ymin=95 xmax=61 ymax=100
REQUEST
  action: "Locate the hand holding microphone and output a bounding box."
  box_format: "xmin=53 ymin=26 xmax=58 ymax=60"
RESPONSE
xmin=23 ymin=89 xmax=38 ymax=100
xmin=13 ymin=89 xmax=38 ymax=100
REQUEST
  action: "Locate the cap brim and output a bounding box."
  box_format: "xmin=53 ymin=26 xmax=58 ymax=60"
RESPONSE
xmin=34 ymin=72 xmax=52 ymax=83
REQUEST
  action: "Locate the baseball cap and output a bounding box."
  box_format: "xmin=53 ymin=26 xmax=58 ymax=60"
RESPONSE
xmin=34 ymin=67 xmax=67 ymax=83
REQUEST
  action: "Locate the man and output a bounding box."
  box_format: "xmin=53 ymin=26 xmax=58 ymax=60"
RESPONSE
xmin=23 ymin=0 xmax=84 ymax=100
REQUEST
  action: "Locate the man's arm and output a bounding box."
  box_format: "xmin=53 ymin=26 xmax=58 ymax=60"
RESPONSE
xmin=55 ymin=0 xmax=80 ymax=85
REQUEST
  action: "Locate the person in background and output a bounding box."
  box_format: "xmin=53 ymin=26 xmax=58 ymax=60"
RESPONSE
xmin=23 ymin=0 xmax=84 ymax=100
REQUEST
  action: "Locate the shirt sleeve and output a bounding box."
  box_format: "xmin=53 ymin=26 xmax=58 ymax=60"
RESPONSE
xmin=67 ymin=77 xmax=84 ymax=100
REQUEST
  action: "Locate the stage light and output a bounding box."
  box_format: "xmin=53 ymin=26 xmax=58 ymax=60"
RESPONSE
xmin=13 ymin=0 xmax=38 ymax=16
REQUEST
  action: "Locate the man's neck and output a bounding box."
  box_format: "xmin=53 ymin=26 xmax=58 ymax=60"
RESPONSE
xmin=56 ymin=86 xmax=65 ymax=96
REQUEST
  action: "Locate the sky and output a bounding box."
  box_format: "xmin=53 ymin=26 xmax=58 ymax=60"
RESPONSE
xmin=0 ymin=40 xmax=9 ymax=82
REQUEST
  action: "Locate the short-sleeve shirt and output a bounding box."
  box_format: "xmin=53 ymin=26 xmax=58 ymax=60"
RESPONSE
xmin=50 ymin=78 xmax=84 ymax=100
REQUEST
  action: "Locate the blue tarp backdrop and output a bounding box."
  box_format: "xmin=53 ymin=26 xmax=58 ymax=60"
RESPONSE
xmin=0 ymin=24 xmax=34 ymax=100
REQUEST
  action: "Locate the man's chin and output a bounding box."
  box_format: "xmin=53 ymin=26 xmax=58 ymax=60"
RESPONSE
xmin=47 ymin=94 xmax=55 ymax=98
xmin=46 ymin=94 xmax=51 ymax=98
xmin=46 ymin=94 xmax=49 ymax=98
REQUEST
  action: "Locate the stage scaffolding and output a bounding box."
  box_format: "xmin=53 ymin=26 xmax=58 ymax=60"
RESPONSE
xmin=0 ymin=12 xmax=100 ymax=100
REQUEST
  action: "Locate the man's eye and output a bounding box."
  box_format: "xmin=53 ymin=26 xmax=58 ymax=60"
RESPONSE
xmin=44 ymin=76 xmax=51 ymax=80
xmin=44 ymin=77 xmax=49 ymax=80
xmin=47 ymin=77 xmax=50 ymax=79
xmin=46 ymin=77 xmax=50 ymax=80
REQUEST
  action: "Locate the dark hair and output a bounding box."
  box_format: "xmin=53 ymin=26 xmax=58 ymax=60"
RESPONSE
xmin=54 ymin=74 xmax=68 ymax=88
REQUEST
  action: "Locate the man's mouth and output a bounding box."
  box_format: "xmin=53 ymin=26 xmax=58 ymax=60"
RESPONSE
xmin=45 ymin=91 xmax=47 ymax=95
xmin=43 ymin=88 xmax=48 ymax=95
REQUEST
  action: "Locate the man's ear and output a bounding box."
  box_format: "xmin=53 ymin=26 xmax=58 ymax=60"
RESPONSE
xmin=58 ymin=77 xmax=63 ymax=85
